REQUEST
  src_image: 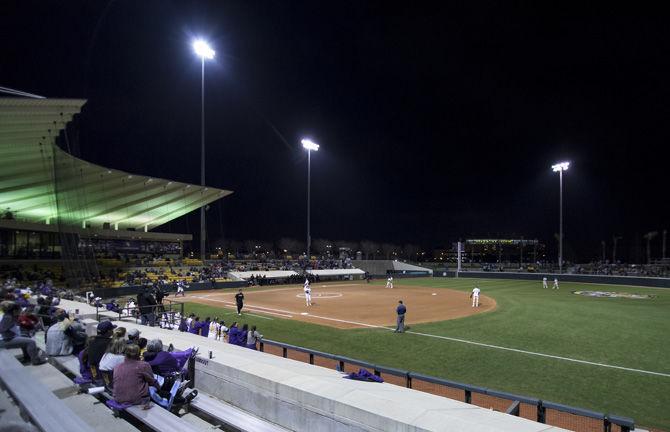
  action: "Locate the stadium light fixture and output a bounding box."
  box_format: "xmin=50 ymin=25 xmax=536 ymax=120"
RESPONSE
xmin=551 ymin=160 xmax=570 ymax=273
xmin=551 ymin=161 xmax=570 ymax=172
xmin=193 ymin=38 xmax=215 ymax=262
xmin=192 ymin=39 xmax=215 ymax=59
xmin=301 ymin=139 xmax=320 ymax=151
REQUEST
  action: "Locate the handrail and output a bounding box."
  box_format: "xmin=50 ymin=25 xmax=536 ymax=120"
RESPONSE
xmin=259 ymin=338 xmax=635 ymax=432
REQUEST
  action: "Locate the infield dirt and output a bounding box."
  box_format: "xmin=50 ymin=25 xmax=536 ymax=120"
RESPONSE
xmin=183 ymin=281 xmax=496 ymax=329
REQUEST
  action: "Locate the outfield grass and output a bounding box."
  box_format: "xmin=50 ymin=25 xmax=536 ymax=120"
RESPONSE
xmin=182 ymin=278 xmax=670 ymax=430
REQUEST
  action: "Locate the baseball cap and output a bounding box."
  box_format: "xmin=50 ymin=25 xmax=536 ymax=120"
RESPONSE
xmin=97 ymin=320 xmax=117 ymax=334
xmin=128 ymin=328 xmax=141 ymax=338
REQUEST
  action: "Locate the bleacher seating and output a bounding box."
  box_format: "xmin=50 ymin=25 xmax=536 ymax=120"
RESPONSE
xmin=0 ymin=350 xmax=95 ymax=432
xmin=20 ymin=323 xmax=290 ymax=432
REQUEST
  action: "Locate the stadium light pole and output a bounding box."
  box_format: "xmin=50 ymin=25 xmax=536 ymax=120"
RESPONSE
xmin=193 ymin=39 xmax=215 ymax=263
xmin=552 ymin=161 xmax=570 ymax=273
xmin=301 ymin=139 xmax=319 ymax=261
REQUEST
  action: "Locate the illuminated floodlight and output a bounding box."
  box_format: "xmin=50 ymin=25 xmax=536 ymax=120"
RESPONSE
xmin=192 ymin=39 xmax=215 ymax=60
xmin=301 ymin=139 xmax=320 ymax=151
xmin=552 ymin=161 xmax=570 ymax=172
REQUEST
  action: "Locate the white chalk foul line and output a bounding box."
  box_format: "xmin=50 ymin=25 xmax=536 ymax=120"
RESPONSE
xmin=189 ymin=296 xmax=292 ymax=318
xmin=304 ymin=313 xmax=670 ymax=377
xmin=188 ymin=296 xmax=670 ymax=377
xmin=402 ymin=330 xmax=670 ymax=378
xmin=244 ymin=313 xmax=273 ymax=320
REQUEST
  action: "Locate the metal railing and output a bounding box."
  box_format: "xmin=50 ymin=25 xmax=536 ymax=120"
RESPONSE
xmin=94 ymin=298 xmax=185 ymax=328
xmin=258 ymin=339 xmax=635 ymax=432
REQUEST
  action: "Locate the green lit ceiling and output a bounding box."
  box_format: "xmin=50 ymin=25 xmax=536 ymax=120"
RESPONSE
xmin=0 ymin=97 xmax=232 ymax=231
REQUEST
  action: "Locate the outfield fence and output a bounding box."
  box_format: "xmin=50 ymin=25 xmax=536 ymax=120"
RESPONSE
xmin=258 ymin=339 xmax=635 ymax=432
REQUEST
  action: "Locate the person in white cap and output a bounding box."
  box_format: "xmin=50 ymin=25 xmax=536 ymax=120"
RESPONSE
xmin=542 ymin=277 xmax=548 ymax=289
xmin=386 ymin=276 xmax=393 ymax=289
xmin=553 ymin=278 xmax=559 ymax=289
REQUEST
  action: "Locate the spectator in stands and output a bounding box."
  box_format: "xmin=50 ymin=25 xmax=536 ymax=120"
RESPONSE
xmin=113 ymin=327 xmax=127 ymax=342
xmin=143 ymin=339 xmax=179 ymax=375
xmin=238 ymin=324 xmax=249 ymax=347
xmin=246 ymin=325 xmax=263 ymax=350
xmin=66 ymin=319 xmax=88 ymax=355
xmin=0 ymin=301 xmax=46 ymax=365
xmin=106 ymin=299 xmax=122 ymax=314
xmin=45 ymin=309 xmax=73 ymax=356
xmin=83 ymin=320 xmax=116 ymax=371
xmin=200 ymin=317 xmax=211 ymax=337
xmin=137 ymin=337 xmax=148 ymax=357
xmin=17 ymin=305 xmax=40 ymax=337
xmin=112 ymin=344 xmax=157 ymax=408
xmin=178 ymin=317 xmax=188 ymax=332
xmin=99 ymin=338 xmax=126 ymax=372
xmin=227 ymin=322 xmax=240 ymax=345
xmin=216 ymin=320 xmax=228 ymax=341
xmin=127 ymin=328 xmax=141 ymax=345
xmin=189 ymin=317 xmax=201 ymax=335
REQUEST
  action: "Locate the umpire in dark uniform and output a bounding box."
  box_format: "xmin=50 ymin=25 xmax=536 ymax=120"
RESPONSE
xmin=394 ymin=300 xmax=406 ymax=333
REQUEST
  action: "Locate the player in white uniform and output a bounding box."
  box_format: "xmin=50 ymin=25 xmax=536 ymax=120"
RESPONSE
xmin=386 ymin=276 xmax=394 ymax=289
xmin=304 ymin=279 xmax=312 ymax=306
xmin=553 ymin=278 xmax=559 ymax=289
xmin=542 ymin=277 xmax=548 ymax=289
xmin=470 ymin=286 xmax=481 ymax=307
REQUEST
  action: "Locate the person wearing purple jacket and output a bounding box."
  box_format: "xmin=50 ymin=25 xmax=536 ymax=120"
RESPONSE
xmin=200 ymin=317 xmax=211 ymax=337
xmin=227 ymin=322 xmax=239 ymax=345
xmin=188 ymin=317 xmax=201 ymax=335
xmin=143 ymin=339 xmax=179 ymax=375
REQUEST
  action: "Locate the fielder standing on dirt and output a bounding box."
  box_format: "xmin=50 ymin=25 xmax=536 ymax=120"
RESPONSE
xmin=470 ymin=285 xmax=481 ymax=307
xmin=304 ymin=278 xmax=312 ymax=306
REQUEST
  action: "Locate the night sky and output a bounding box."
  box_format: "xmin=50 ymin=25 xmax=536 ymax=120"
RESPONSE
xmin=2 ymin=1 xmax=668 ymax=261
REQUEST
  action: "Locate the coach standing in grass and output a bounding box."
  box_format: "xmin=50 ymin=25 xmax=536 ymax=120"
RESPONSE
xmin=394 ymin=300 xmax=406 ymax=333
xmin=235 ymin=289 xmax=244 ymax=316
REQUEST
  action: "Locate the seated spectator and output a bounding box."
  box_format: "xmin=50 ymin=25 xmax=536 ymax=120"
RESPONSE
xmin=143 ymin=339 xmax=179 ymax=375
xmin=45 ymin=309 xmax=73 ymax=356
xmin=127 ymin=328 xmax=141 ymax=345
xmin=137 ymin=337 xmax=148 ymax=357
xmin=66 ymin=319 xmax=88 ymax=355
xmin=106 ymin=299 xmax=122 ymax=314
xmin=83 ymin=320 xmax=116 ymax=371
xmin=113 ymin=327 xmax=127 ymax=342
xmin=246 ymin=325 xmax=263 ymax=350
xmin=17 ymin=305 xmax=41 ymax=337
xmin=99 ymin=338 xmax=127 ymax=371
xmin=112 ymin=344 xmax=157 ymax=408
xmin=0 ymin=301 xmax=46 ymax=365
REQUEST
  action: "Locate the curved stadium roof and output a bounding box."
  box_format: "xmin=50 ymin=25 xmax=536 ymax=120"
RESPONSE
xmin=0 ymin=97 xmax=232 ymax=232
